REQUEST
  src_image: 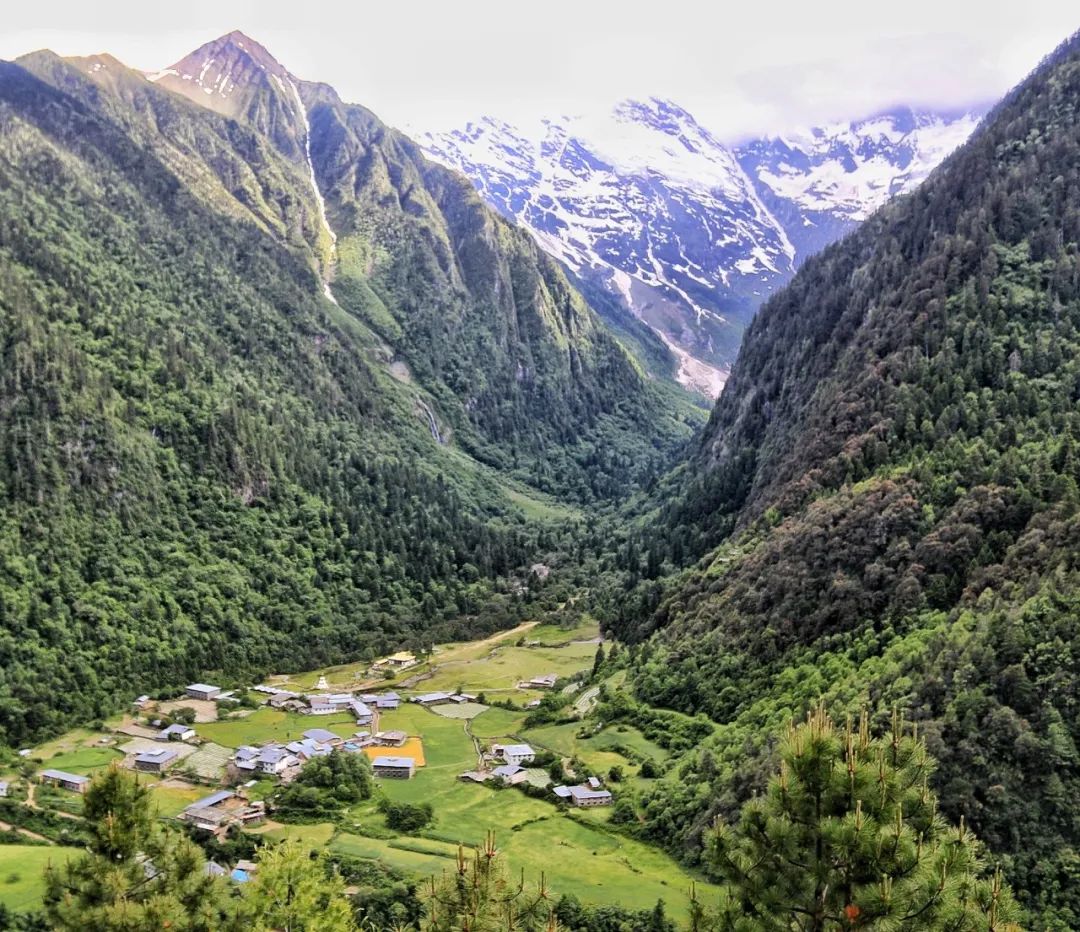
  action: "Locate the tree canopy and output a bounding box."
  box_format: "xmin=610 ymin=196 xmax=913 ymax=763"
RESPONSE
xmin=705 ymin=707 xmax=1020 ymax=931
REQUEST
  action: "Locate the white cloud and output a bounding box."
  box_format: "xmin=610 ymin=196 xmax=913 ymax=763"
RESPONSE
xmin=0 ymin=0 xmax=1076 ymax=139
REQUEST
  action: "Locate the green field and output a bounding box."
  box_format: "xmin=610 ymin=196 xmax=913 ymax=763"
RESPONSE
xmin=270 ymin=661 xmax=380 ymax=692
xmin=35 ymin=785 xmax=84 ymax=816
xmin=502 ymin=485 xmax=582 ymax=523
xmin=331 ymin=832 xmax=460 ymax=876
xmin=525 ymin=618 xmax=600 ymax=645
xmin=332 ymin=815 xmax=718 ymax=916
xmin=469 ymin=707 xmax=528 ymax=739
xmin=259 ymin=822 xmax=337 ymax=847
xmin=41 ymin=745 xmax=122 ymax=775
xmin=523 ymin=722 xmax=669 ymax=778
xmin=419 ymin=641 xmax=596 ymax=695
xmin=0 ymin=845 xmax=74 ymax=913
xmin=28 ymin=729 xmax=103 ymax=761
xmin=528 ymin=723 xmax=668 ymax=761
xmin=498 ymin=816 xmax=721 ymax=914
xmin=147 ymin=781 xmax=208 ymax=818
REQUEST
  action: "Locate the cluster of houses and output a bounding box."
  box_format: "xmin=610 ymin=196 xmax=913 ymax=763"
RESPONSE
xmin=140 ymin=683 xmax=405 ymax=725
xmin=250 ymin=685 xmax=400 ymax=720
xmin=460 ymin=743 xmax=539 ymax=786
xmin=178 ymin=789 xmax=266 ymax=837
xmin=456 ymin=742 xmax=613 ymax=807
xmin=226 ymin=727 xmax=415 ymax=783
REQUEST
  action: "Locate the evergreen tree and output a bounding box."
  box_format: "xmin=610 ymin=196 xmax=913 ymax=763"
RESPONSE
xmin=704 ymin=707 xmax=1021 ymax=931
xmin=422 ymin=834 xmax=558 ymax=932
xmin=592 ymin=644 xmax=606 ymax=679
xmin=43 ymin=765 xmax=235 ymax=931
xmin=238 ymin=839 xmax=355 ymax=932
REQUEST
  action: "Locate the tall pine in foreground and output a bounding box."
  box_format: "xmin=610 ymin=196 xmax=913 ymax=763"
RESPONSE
xmin=237 ymin=840 xmax=356 ymax=932
xmin=43 ymin=765 xmax=235 ymax=930
xmin=705 ymin=707 xmax=1020 ymax=931
xmin=422 ymin=833 xmax=559 ymax=932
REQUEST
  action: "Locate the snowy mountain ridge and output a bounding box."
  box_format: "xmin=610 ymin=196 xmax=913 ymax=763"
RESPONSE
xmin=419 ymin=100 xmax=986 ymax=396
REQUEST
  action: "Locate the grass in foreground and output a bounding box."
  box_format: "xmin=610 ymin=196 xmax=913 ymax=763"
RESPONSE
xmin=0 ymin=845 xmax=73 ymax=913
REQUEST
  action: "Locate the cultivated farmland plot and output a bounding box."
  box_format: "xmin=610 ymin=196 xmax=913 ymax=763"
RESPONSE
xmin=181 ymin=742 xmax=234 ymax=782
xmin=430 ymin=702 xmax=488 ymax=720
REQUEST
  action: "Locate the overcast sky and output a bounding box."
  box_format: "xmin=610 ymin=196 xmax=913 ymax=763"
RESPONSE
xmin=2 ymin=1 xmax=1077 ymax=139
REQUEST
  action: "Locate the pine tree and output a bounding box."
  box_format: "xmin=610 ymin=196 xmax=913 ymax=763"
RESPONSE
xmin=238 ymin=839 xmax=356 ymax=932
xmin=592 ymin=644 xmax=606 ymax=679
xmin=422 ymin=833 xmax=558 ymax=932
xmin=43 ymin=764 xmax=235 ymax=931
xmin=704 ymin=706 xmax=1021 ymax=931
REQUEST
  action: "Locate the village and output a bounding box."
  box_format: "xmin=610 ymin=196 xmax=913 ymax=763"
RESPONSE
xmin=0 ymin=619 xmax=718 ymax=913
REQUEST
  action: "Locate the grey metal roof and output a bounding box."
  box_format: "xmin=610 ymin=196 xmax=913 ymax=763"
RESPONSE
xmin=372 ymin=756 xmax=414 ymax=768
xmin=415 ymin=691 xmax=452 ymax=703
xmin=40 ymin=769 xmax=89 ymax=784
xmin=569 ymin=785 xmax=612 ymax=800
xmin=135 ymin=749 xmax=178 ymax=764
xmin=189 ymin=790 xmax=235 ymax=810
xmin=499 ymin=744 xmax=534 ymax=757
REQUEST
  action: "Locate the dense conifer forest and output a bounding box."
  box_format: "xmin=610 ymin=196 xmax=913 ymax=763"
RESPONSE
xmin=603 ymin=31 xmax=1080 ymax=929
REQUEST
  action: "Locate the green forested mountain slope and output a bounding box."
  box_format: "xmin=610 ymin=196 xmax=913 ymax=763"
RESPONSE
xmin=0 ymin=52 xmax=515 ymax=742
xmin=612 ymin=32 xmax=1080 ymax=928
xmin=158 ymin=33 xmax=699 ymax=502
xmin=0 ymin=41 xmax=684 ymax=746
xmin=307 ymin=82 xmax=694 ymax=499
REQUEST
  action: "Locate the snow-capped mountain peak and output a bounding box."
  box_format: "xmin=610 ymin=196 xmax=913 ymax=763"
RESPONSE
xmin=148 ymin=31 xmax=286 ymax=106
xmin=420 ymin=98 xmax=798 ymax=396
xmin=419 ymin=99 xmax=984 ymax=397
xmin=739 ymin=105 xmax=985 ymax=223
